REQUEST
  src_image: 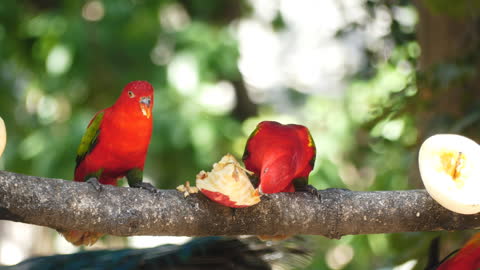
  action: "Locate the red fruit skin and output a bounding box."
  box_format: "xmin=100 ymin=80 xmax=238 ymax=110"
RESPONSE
xmin=200 ymin=189 xmax=253 ymax=208
xmin=243 ymin=121 xmax=316 ymax=194
xmin=438 ymin=233 xmax=480 ymax=270
xmin=74 ymin=81 xmax=154 ymax=185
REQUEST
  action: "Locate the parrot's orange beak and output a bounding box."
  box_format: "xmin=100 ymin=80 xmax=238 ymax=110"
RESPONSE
xmin=139 ymin=96 xmax=152 ymax=119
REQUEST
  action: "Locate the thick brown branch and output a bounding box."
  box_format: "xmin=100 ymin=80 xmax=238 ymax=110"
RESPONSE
xmin=0 ymin=170 xmax=479 ymax=239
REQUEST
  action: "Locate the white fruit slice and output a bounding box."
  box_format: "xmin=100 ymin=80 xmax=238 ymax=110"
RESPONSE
xmin=196 ymin=154 xmax=260 ymax=208
xmin=419 ymin=134 xmax=480 ymax=214
xmin=0 ymin=117 xmax=5 ymax=158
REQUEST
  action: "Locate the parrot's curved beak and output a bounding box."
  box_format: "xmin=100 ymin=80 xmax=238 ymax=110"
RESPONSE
xmin=139 ymin=96 xmax=152 ymax=119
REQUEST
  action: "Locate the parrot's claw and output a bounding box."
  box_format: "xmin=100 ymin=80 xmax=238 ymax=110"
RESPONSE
xmin=87 ymin=178 xmax=103 ymax=192
xmin=299 ymin=184 xmax=321 ymax=200
xmin=131 ymin=182 xmax=158 ymax=193
xmin=260 ymin=193 xmax=272 ymax=201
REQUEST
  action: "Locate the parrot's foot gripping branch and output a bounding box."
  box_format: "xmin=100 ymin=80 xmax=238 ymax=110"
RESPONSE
xmin=259 ymin=193 xmax=272 ymax=201
xmin=130 ymin=182 xmax=158 ymax=193
xmin=86 ymin=178 xmax=103 ymax=192
xmin=299 ymin=184 xmax=321 ymax=200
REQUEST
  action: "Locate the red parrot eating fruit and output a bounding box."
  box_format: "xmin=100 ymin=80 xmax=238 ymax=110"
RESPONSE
xmin=60 ymin=80 xmax=156 ymax=246
xmin=242 ymin=121 xmax=317 ymax=241
xmin=242 ymin=121 xmax=317 ymax=194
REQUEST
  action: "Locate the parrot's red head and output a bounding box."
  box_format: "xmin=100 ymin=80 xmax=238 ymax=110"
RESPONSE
xmin=116 ymin=81 xmax=154 ymax=119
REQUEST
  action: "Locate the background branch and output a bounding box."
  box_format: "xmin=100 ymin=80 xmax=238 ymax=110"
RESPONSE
xmin=0 ymin=170 xmax=479 ymax=239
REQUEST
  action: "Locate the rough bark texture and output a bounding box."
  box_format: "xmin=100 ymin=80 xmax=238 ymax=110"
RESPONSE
xmin=0 ymin=170 xmax=479 ymax=239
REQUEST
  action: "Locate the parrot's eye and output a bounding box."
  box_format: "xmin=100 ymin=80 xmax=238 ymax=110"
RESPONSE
xmin=128 ymin=91 xmax=135 ymax=98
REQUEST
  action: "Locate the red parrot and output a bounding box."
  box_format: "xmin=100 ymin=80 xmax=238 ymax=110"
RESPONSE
xmin=60 ymin=81 xmax=155 ymax=246
xmin=242 ymin=121 xmax=316 ymax=194
xmin=437 ymin=233 xmax=480 ymax=270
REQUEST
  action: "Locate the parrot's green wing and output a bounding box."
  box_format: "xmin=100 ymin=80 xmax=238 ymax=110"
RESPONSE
xmin=75 ymin=111 xmax=105 ymax=169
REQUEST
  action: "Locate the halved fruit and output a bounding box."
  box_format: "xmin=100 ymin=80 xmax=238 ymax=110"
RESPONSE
xmin=196 ymin=154 xmax=261 ymax=208
xmin=419 ymin=134 xmax=480 ymax=214
xmin=0 ymin=117 xmax=5 ymax=158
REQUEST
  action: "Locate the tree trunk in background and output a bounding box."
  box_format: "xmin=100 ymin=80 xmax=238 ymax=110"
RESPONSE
xmin=232 ymin=80 xmax=258 ymax=121
xmin=411 ymin=0 xmax=480 ymax=187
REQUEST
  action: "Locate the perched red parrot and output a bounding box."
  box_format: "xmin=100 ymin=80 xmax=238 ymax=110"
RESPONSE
xmin=60 ymin=81 xmax=155 ymax=246
xmin=242 ymin=121 xmax=316 ymax=194
xmin=437 ymin=233 xmax=480 ymax=270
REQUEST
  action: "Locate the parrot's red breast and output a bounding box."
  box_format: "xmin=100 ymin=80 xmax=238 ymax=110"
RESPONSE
xmin=242 ymin=121 xmax=316 ymax=194
xmin=74 ymin=81 xmax=154 ymax=185
xmin=438 ymin=233 xmax=480 ymax=270
xmin=63 ymin=81 xmax=154 ymax=246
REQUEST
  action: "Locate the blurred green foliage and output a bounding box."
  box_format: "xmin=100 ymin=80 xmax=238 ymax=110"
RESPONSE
xmin=424 ymin=0 xmax=480 ymax=17
xmin=0 ymin=0 xmax=244 ymax=187
xmin=0 ymin=0 xmax=478 ymax=269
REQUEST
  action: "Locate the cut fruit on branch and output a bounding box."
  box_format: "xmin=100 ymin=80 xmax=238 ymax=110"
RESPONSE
xmin=196 ymin=154 xmax=261 ymax=208
xmin=419 ymin=134 xmax=480 ymax=214
xmin=0 ymin=117 xmax=5 ymax=158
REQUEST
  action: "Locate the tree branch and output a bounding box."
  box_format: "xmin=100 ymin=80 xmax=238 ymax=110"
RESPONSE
xmin=0 ymin=170 xmax=479 ymax=239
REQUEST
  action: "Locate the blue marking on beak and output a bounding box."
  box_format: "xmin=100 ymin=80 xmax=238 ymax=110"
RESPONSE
xmin=140 ymin=96 xmax=151 ymax=107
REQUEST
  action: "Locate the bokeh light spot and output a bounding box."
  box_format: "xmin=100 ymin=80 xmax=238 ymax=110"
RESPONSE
xmin=168 ymin=54 xmax=199 ymax=96
xmin=325 ymin=244 xmax=354 ymax=269
xmin=82 ymin=1 xmax=105 ymax=22
xmin=199 ymin=81 xmax=236 ymax=115
xmin=158 ymin=3 xmax=190 ymax=32
xmin=46 ymin=45 xmax=73 ymax=76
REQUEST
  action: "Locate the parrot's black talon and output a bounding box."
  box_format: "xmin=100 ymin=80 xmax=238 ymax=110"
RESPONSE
xmin=261 ymin=194 xmax=272 ymax=201
xmin=87 ymin=178 xmax=102 ymax=192
xmin=131 ymin=182 xmax=158 ymax=193
xmin=303 ymin=185 xmax=321 ymax=200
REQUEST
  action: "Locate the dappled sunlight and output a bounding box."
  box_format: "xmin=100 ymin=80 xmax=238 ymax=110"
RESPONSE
xmin=168 ymin=53 xmax=199 ymax=96
xmin=3 ymin=0 xmax=472 ymax=268
xmin=198 ymin=81 xmax=236 ymax=115
xmin=237 ymin=0 xmax=389 ymax=99
xmin=237 ymin=19 xmax=282 ymax=95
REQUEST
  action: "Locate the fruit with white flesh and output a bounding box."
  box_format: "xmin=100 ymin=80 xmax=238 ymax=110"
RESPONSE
xmin=196 ymin=154 xmax=260 ymax=208
xmin=0 ymin=117 xmax=5 ymax=158
xmin=419 ymin=134 xmax=480 ymax=214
